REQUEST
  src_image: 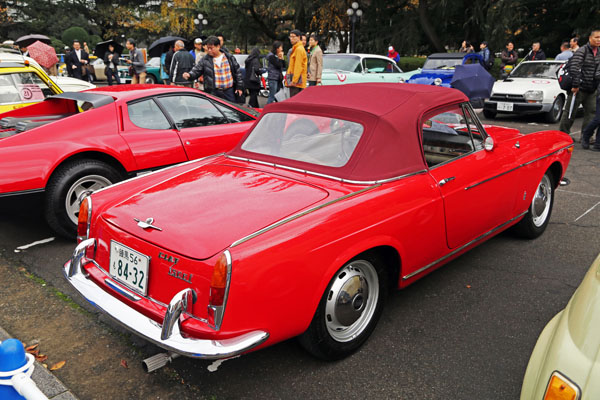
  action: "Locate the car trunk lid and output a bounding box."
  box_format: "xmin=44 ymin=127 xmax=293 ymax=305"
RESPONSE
xmin=102 ymin=163 xmax=330 ymax=259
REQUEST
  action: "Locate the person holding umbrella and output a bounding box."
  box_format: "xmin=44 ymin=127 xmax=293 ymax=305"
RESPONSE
xmin=126 ymin=38 xmax=146 ymax=84
xmin=104 ymin=44 xmax=121 ymax=86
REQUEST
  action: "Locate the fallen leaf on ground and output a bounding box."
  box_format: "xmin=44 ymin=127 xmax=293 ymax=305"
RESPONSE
xmin=42 ymin=364 xmax=47 ymax=369
xmin=27 ymin=349 xmax=39 ymax=357
xmin=120 ymin=359 xmax=128 ymax=369
xmin=466 ymin=285 xmax=472 ymax=289
xmin=36 ymin=354 xmax=48 ymax=362
xmin=25 ymin=344 xmax=39 ymax=352
xmin=50 ymin=361 xmax=66 ymax=371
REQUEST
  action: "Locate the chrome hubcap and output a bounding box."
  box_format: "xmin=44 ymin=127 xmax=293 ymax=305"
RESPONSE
xmin=325 ymin=260 xmax=379 ymax=343
xmin=65 ymin=175 xmax=112 ymax=224
xmin=532 ymin=174 xmax=552 ymax=227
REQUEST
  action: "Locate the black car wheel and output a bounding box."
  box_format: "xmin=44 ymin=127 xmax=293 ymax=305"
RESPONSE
xmin=545 ymin=96 xmax=564 ymax=123
xmin=298 ymin=254 xmax=387 ymax=360
xmin=44 ymin=160 xmax=123 ymax=238
xmin=512 ymin=170 xmax=555 ymax=239
xmin=483 ymin=109 xmax=497 ymax=119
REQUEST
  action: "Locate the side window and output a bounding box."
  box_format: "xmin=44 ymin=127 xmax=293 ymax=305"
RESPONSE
xmin=421 ymin=105 xmax=477 ymax=167
xmin=0 ymin=72 xmax=52 ymax=105
xmin=213 ymin=102 xmax=254 ymax=123
xmin=128 ymin=99 xmax=171 ymax=130
xmin=157 ymin=95 xmax=229 ymax=129
xmin=363 ymin=58 xmax=396 ymax=73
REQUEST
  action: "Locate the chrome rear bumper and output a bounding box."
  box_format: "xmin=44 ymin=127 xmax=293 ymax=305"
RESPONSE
xmin=63 ymin=239 xmax=268 ymax=359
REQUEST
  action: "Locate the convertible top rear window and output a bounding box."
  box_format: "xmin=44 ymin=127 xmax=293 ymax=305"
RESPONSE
xmin=241 ymin=113 xmax=364 ymax=168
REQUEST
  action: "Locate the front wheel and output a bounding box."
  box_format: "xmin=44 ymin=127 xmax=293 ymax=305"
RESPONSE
xmin=145 ymin=74 xmax=157 ymax=84
xmin=545 ymin=96 xmax=564 ymax=123
xmin=512 ymin=171 xmax=554 ymax=239
xmin=298 ymin=256 xmax=387 ymax=360
xmin=44 ymin=160 xmax=123 ymax=238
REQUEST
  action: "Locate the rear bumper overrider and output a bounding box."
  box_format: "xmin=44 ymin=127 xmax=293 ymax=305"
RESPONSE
xmin=63 ymin=238 xmax=269 ymax=359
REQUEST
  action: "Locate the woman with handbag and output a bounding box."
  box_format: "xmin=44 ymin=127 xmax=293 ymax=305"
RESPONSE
xmin=244 ymin=47 xmax=263 ymax=108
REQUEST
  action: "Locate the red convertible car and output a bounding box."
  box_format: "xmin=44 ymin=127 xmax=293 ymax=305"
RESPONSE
xmin=0 ymin=84 xmax=258 ymax=237
xmin=64 ymin=83 xmax=573 ymax=363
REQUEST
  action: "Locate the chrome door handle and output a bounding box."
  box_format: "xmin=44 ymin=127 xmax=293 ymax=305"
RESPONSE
xmin=438 ymin=177 xmax=455 ymax=186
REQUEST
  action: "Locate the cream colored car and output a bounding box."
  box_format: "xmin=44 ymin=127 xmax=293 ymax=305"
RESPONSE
xmin=521 ymin=253 xmax=600 ymax=400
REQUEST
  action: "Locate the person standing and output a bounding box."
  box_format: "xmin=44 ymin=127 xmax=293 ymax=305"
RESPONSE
xmin=266 ymin=40 xmax=285 ymax=104
xmin=170 ymin=40 xmax=195 ymax=87
xmin=387 ymin=46 xmax=400 ymax=63
xmin=104 ymin=44 xmax=121 ymax=85
xmin=182 ymin=36 xmax=243 ymax=102
xmin=570 ymin=37 xmax=580 ymax=52
xmin=555 ymin=41 xmax=573 ymax=61
xmin=459 ymin=41 xmax=474 ymax=53
xmin=479 ymin=41 xmax=492 ymax=70
xmin=190 ymin=38 xmax=205 ymax=64
xmin=215 ymin=33 xmax=230 ymax=54
xmin=559 ymin=29 xmax=600 ymax=138
xmin=500 ymin=41 xmax=518 ymax=75
xmin=244 ymin=47 xmax=262 ymax=107
xmin=524 ymin=42 xmax=546 ymax=60
xmin=307 ymin=34 xmax=323 ymax=87
xmin=67 ymin=40 xmax=90 ymax=81
xmin=286 ymin=29 xmax=307 ymax=97
xmin=125 ymin=38 xmax=146 ymax=84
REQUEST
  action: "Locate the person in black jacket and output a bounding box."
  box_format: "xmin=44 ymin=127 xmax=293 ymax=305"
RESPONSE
xmin=182 ymin=36 xmax=243 ymax=102
xmin=266 ymin=41 xmax=285 ymax=104
xmin=524 ymin=42 xmax=546 ymax=61
xmin=169 ymin=40 xmax=195 ymax=87
xmin=559 ymin=29 xmax=600 ymax=137
xmin=104 ymin=44 xmax=121 ymax=86
xmin=244 ymin=47 xmax=263 ymax=108
xmin=66 ymin=40 xmax=90 ymax=81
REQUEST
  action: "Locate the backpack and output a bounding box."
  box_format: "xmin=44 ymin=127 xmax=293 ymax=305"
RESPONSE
xmin=486 ymin=49 xmax=495 ymax=70
xmin=557 ymin=56 xmax=574 ymax=91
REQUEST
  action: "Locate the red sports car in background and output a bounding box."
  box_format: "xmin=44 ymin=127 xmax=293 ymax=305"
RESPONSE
xmin=0 ymin=84 xmax=258 ymax=237
xmin=65 ymin=83 xmax=572 ymax=363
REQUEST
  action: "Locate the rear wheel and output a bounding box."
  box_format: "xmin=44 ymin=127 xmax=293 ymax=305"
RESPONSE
xmin=513 ymin=171 xmax=554 ymax=239
xmin=483 ymin=109 xmax=496 ymax=119
xmin=44 ymin=160 xmax=123 ymax=238
xmin=545 ymin=96 xmax=564 ymax=123
xmin=298 ymin=255 xmax=387 ymax=360
xmin=145 ymin=74 xmax=157 ymax=84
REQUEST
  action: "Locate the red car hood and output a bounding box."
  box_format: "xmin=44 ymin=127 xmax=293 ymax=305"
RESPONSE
xmin=101 ymin=163 xmax=330 ymax=259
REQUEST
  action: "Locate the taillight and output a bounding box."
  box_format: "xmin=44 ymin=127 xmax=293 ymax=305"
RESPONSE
xmin=208 ymin=250 xmax=231 ymax=329
xmin=77 ymin=196 xmax=92 ymax=243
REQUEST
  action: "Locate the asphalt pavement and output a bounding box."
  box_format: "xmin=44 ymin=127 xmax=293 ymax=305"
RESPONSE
xmin=0 ymin=109 xmax=598 ymax=399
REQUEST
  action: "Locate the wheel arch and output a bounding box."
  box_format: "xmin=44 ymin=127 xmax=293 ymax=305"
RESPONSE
xmin=547 ymin=161 xmax=563 ymax=189
xmin=45 ymin=151 xmax=129 ymax=187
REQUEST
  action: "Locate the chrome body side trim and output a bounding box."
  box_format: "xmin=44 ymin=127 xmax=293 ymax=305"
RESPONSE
xmin=207 ymin=250 xmax=232 ymax=331
xmin=402 ymin=210 xmax=528 ymax=281
xmin=0 ymin=188 xmax=44 ymax=198
xmin=465 ymin=144 xmax=573 ymax=191
xmin=64 ymin=250 xmax=268 ymax=359
xmin=225 ymin=154 xmax=427 ymax=185
xmin=231 ymin=184 xmax=381 ymax=248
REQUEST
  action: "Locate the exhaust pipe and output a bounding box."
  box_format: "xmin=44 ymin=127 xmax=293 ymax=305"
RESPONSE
xmin=142 ymin=352 xmax=180 ymax=373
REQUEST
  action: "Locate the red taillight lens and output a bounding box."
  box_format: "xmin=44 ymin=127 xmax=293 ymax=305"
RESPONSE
xmin=77 ymin=196 xmax=91 ymax=243
xmin=209 ymin=253 xmax=229 ymax=306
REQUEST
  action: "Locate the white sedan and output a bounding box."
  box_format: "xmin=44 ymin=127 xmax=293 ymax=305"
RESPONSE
xmin=483 ymin=60 xmax=566 ymax=123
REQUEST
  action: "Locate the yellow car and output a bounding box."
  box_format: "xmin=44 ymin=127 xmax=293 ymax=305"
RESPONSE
xmin=0 ymin=49 xmax=94 ymax=112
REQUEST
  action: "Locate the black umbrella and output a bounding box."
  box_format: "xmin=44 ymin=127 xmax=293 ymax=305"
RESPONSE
xmin=94 ymin=39 xmax=124 ymax=59
xmin=147 ymin=36 xmax=186 ymax=58
xmin=15 ymin=34 xmax=51 ymax=48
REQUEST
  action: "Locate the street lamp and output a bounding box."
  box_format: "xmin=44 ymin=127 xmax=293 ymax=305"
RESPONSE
xmin=193 ymin=13 xmax=208 ymax=34
xmin=346 ymin=2 xmax=363 ymax=53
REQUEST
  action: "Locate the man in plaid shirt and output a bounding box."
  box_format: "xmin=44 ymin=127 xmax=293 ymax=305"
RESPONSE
xmin=183 ymin=36 xmax=243 ymax=102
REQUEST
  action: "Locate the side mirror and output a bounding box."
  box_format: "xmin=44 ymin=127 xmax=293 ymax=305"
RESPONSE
xmin=484 ymin=136 xmax=494 ymax=151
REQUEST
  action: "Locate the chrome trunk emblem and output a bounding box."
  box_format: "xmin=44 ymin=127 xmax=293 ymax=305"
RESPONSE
xmin=134 ymin=217 xmax=162 ymax=231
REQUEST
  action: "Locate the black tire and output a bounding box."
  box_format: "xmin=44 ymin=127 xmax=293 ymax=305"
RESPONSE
xmin=483 ymin=109 xmax=496 ymax=119
xmin=512 ymin=170 xmax=555 ymax=239
xmin=298 ymin=253 xmax=388 ymax=360
xmin=44 ymin=160 xmax=123 ymax=239
xmin=545 ymin=96 xmax=564 ymax=123
xmin=285 ymin=119 xmax=319 ymax=140
xmin=145 ymin=74 xmax=157 ymax=84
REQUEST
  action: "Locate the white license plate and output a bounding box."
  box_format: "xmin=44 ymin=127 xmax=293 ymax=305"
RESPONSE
xmin=497 ymin=102 xmax=514 ymax=112
xmin=109 ymin=241 xmax=150 ymax=295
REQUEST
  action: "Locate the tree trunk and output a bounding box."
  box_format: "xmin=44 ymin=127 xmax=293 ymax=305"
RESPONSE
xmin=418 ymin=0 xmax=444 ymax=52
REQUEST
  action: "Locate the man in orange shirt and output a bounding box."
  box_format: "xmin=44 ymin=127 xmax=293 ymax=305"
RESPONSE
xmin=286 ymin=29 xmax=307 ymax=97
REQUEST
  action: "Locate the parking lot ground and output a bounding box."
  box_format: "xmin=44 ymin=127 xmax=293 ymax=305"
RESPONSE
xmin=0 ymin=113 xmax=598 ymax=399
